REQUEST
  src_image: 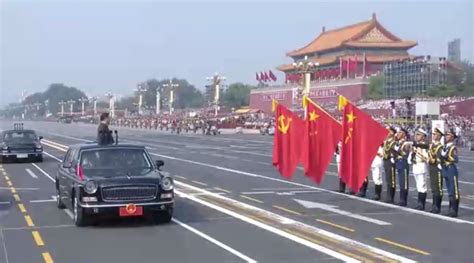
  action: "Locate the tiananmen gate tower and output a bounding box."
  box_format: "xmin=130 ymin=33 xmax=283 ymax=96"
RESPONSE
xmin=250 ymin=13 xmax=418 ymax=112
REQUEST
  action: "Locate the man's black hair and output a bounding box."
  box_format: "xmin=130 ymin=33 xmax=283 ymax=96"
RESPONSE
xmin=100 ymin=112 xmax=109 ymax=121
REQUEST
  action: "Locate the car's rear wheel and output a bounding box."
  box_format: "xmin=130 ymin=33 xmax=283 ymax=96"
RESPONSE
xmin=153 ymin=208 xmax=173 ymax=224
xmin=56 ymin=185 xmax=65 ymax=209
xmin=73 ymin=195 xmax=88 ymax=227
xmin=36 ymin=155 xmax=43 ymax=163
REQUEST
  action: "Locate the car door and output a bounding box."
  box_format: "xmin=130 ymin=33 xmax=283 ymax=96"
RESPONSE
xmin=59 ymin=148 xmax=77 ymax=208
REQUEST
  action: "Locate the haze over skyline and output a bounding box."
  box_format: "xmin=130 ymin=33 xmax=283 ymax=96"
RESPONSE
xmin=1 ymin=0 xmax=473 ymax=107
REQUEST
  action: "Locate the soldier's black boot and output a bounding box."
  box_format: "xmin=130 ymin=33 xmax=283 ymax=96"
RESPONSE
xmin=372 ymin=185 xmax=382 ymax=201
xmin=338 ymin=180 xmax=346 ymax=193
xmin=415 ymin=192 xmax=427 ymax=210
xmin=356 ymin=181 xmax=368 ymax=197
xmin=447 ymin=197 xmax=458 ymax=217
xmin=385 ymin=187 xmax=395 ymax=203
xmin=431 ymin=195 xmax=441 ymax=214
xmin=398 ymin=190 xmax=407 ymax=206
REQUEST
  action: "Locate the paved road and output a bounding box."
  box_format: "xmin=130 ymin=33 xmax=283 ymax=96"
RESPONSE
xmin=1 ymin=120 xmax=473 ymax=263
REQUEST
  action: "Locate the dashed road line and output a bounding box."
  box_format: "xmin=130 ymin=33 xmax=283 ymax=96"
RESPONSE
xmin=272 ymin=205 xmax=303 ymax=216
xmin=42 ymin=252 xmax=54 ymax=263
xmin=316 ymin=219 xmax=355 ymax=233
xmin=240 ymin=195 xmax=264 ymax=204
xmin=17 ymin=203 xmax=27 ymax=213
xmin=174 ymin=175 xmax=187 ymax=180
xmin=214 ymin=187 xmax=231 ymax=194
xmin=192 ymin=180 xmax=208 ymax=186
xmin=24 ymin=215 xmax=35 ymax=227
xmin=6 ymin=181 xmax=12 ymax=187
xmin=13 ymin=194 xmax=20 ymax=202
xmin=32 ymin=231 xmax=45 ymax=247
xmin=25 ymin=168 xmax=38 ymax=179
xmin=10 ymin=187 xmax=16 ymax=194
xmin=374 ymin=237 xmax=430 ymax=256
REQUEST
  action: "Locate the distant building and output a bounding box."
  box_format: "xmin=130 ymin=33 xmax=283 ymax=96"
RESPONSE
xmin=250 ymin=13 xmax=418 ymax=112
xmin=383 ymin=56 xmax=448 ymax=98
xmin=448 ymin=39 xmax=461 ymax=64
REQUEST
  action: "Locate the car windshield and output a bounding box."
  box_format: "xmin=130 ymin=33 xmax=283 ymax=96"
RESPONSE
xmin=80 ymin=148 xmax=152 ymax=177
xmin=3 ymin=131 xmax=37 ymax=143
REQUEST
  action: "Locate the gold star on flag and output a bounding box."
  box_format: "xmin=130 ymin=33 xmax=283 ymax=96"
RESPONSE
xmin=309 ymin=110 xmax=319 ymax=121
xmin=346 ymin=112 xmax=356 ymax=123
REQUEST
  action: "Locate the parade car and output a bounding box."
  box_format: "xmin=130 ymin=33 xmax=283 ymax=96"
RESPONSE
xmin=0 ymin=124 xmax=43 ymax=163
xmin=55 ymin=143 xmax=174 ymax=226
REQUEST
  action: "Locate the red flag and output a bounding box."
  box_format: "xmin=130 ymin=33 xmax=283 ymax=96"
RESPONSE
xmin=269 ymin=70 xmax=277 ymax=81
xmin=301 ymin=97 xmax=342 ymax=184
xmin=264 ymin=72 xmax=270 ymax=82
xmin=272 ymin=103 xmax=305 ymax=178
xmin=260 ymin=72 xmax=265 ymax=81
xmin=339 ymin=96 xmax=388 ymax=191
xmin=256 ymin=72 xmax=260 ymax=81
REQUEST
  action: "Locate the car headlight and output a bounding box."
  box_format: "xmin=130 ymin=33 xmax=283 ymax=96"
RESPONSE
xmin=84 ymin=180 xmax=98 ymax=194
xmin=161 ymin=177 xmax=173 ymax=191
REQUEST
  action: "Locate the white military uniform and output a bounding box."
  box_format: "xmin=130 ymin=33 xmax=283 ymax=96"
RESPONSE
xmin=409 ymin=131 xmax=429 ymax=193
xmin=371 ymin=146 xmax=384 ymax=186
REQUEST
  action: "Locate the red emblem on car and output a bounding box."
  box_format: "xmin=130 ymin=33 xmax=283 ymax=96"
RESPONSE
xmin=125 ymin=204 xmax=137 ymax=214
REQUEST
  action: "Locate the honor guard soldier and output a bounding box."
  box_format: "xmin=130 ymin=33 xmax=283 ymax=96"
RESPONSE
xmin=409 ymin=128 xmax=429 ymax=210
xmin=371 ymin=144 xmax=384 ymax=200
xmin=442 ymin=129 xmax=460 ymax=217
xmin=393 ymin=127 xmax=411 ymax=206
xmin=428 ymin=128 xmax=444 ymax=213
xmin=383 ymin=126 xmax=397 ymax=203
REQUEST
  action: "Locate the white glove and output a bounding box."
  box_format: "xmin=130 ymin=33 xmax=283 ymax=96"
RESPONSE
xmin=441 ymin=150 xmax=448 ymax=157
xmin=394 ymin=145 xmax=400 ymax=151
xmin=437 ymin=164 xmax=442 ymax=170
xmin=391 ymin=158 xmax=395 ymax=164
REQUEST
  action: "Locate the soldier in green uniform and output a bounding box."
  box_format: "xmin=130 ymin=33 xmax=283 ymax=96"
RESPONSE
xmin=383 ymin=126 xmax=397 ymax=203
xmin=428 ymin=128 xmax=444 ymax=213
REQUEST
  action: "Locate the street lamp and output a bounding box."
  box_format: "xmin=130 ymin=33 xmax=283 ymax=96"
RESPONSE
xmin=135 ymin=84 xmax=147 ymax=115
xmin=155 ymin=87 xmax=161 ymax=115
xmin=162 ymin=80 xmax=179 ymax=115
xmin=206 ymin=72 xmax=226 ymax=117
xmin=105 ymin=92 xmax=115 ymax=119
xmin=67 ymin=100 xmax=75 ymax=114
xmin=88 ymin=96 xmax=98 ymax=119
xmin=78 ymin=97 xmax=88 ymax=116
xmin=58 ymin=101 xmax=66 ymax=116
xmin=292 ymin=55 xmax=318 ymax=116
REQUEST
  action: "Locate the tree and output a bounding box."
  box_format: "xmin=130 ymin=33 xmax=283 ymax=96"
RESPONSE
xmin=42 ymin=83 xmax=88 ymax=115
xmin=367 ymin=75 xmax=384 ymax=99
xmin=222 ymin=83 xmax=252 ymax=109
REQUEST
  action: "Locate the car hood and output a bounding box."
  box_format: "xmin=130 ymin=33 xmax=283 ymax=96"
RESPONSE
xmin=83 ymin=168 xmax=162 ymax=184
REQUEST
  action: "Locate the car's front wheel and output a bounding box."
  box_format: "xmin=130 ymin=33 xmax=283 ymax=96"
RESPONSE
xmin=73 ymin=195 xmax=88 ymax=227
xmin=153 ymin=208 xmax=173 ymax=224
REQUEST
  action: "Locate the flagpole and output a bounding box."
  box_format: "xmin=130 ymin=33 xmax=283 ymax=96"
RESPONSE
xmin=362 ymin=53 xmax=366 ymax=77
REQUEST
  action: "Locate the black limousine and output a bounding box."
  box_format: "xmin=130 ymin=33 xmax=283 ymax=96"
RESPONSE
xmin=55 ymin=143 xmax=174 ymax=226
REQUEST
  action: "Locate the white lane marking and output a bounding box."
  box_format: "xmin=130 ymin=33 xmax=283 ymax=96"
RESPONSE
xmin=252 ymin=187 xmax=314 ymax=191
xmin=43 ymin=151 xmax=62 ymax=162
xmin=459 ymin=180 xmax=474 ymax=186
xmin=64 ymin=209 xmax=74 ymax=219
xmin=30 ymin=199 xmax=55 ymax=203
xmin=0 ymin=187 xmax=39 ymax=191
xmin=31 ymin=163 xmax=55 ymax=182
xmin=172 ymin=218 xmax=257 ymax=263
xmin=25 ymin=168 xmax=38 ymax=179
xmin=0 ymin=228 xmax=10 ymax=263
xmin=294 ymin=199 xmax=391 ymax=226
xmin=241 ymin=191 xmax=275 ymax=195
xmin=176 ymin=181 xmax=415 ymax=263
xmin=175 ymin=189 xmax=360 ymax=263
xmin=47 ymin=137 xmax=474 ymax=226
xmin=0 ymin=201 xmax=10 ymax=205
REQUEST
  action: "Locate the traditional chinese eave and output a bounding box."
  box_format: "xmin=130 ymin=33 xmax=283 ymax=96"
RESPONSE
xmin=286 ymin=13 xmax=417 ymax=57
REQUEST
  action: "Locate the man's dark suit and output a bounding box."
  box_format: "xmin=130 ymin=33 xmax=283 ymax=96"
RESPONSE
xmin=97 ymin=122 xmax=114 ymax=145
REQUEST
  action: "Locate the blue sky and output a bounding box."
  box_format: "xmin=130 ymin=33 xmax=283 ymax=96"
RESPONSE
xmin=1 ymin=0 xmax=473 ymax=106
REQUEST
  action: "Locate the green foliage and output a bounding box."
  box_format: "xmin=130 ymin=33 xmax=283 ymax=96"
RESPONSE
xmin=367 ymin=75 xmax=384 ymax=99
xmin=222 ymin=82 xmax=253 ymax=109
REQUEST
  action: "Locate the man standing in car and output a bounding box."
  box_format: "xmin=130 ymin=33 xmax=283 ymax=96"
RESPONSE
xmin=97 ymin=113 xmax=114 ymax=145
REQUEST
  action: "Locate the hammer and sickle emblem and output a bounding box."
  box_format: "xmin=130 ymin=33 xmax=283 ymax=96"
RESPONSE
xmin=126 ymin=204 xmax=137 ymax=214
xmin=278 ymin=115 xmax=292 ymax=134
